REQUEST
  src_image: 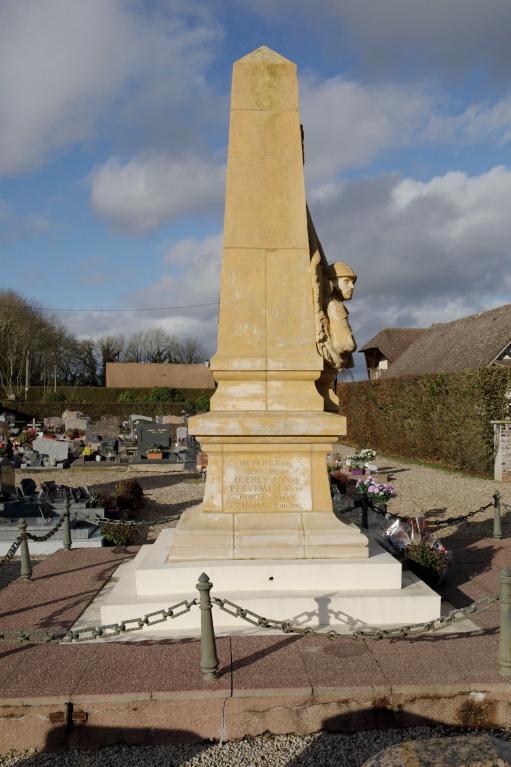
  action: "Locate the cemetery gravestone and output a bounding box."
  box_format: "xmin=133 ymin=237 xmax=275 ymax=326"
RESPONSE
xmin=64 ymin=416 xmax=90 ymax=433
xmin=44 ymin=416 xmax=64 ymax=430
xmin=493 ymin=420 xmax=511 ymax=481
xmin=0 ymin=459 xmax=15 ymax=498
xmin=32 ymin=437 xmax=69 ymax=465
xmin=138 ymin=424 xmax=171 ymax=457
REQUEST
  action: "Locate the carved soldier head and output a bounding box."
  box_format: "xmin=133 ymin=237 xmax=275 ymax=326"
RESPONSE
xmin=326 ymin=262 xmax=357 ymax=301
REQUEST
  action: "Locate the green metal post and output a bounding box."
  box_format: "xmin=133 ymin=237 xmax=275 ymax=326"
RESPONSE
xmin=493 ymin=490 xmax=503 ymax=540
xmin=498 ymin=567 xmax=511 ymax=676
xmin=62 ymin=494 xmax=72 ymax=550
xmin=18 ymin=518 xmax=32 ymax=581
xmin=196 ymin=572 xmax=219 ymax=681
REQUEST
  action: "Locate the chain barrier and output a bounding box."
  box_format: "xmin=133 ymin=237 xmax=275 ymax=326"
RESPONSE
xmin=26 ymin=514 xmax=65 ymax=542
xmin=0 ymin=537 xmax=22 ymax=568
xmin=364 ymin=499 xmax=494 ymax=528
xmin=84 ymin=513 xmax=182 ymax=527
xmin=0 ymin=583 xmax=502 ymax=645
xmin=212 ymin=591 xmax=501 ymax=641
xmin=0 ymin=598 xmax=198 ymax=645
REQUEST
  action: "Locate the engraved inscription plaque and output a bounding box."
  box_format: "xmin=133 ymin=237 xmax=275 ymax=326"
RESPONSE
xmin=223 ymin=453 xmax=312 ymax=512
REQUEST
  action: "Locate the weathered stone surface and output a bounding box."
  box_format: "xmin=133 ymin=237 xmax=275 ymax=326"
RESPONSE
xmin=174 ymin=45 xmax=368 ymax=561
xmin=363 ymin=734 xmax=511 ymax=767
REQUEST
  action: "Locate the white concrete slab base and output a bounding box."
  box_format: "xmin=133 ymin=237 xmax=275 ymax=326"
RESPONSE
xmin=0 ymin=530 xmax=104 ymax=555
xmin=99 ymin=529 xmax=441 ymax=635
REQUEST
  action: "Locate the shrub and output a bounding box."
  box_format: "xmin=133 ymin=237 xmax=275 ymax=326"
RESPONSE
xmin=46 ymin=391 xmax=66 ymax=403
xmin=115 ymin=478 xmax=144 ymax=512
xmin=101 ymin=522 xmax=139 ymax=547
xmin=118 ymin=390 xmax=144 ymax=404
xmin=146 ymin=387 xmax=185 ymax=403
xmin=338 ymin=367 xmax=511 ymax=475
xmin=194 ymin=393 xmax=211 ymax=413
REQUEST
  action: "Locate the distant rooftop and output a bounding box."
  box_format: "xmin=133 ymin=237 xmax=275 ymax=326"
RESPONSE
xmin=364 ymin=303 xmax=511 ymax=378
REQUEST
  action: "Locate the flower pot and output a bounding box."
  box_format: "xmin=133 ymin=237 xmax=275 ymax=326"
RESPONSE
xmin=146 ymin=452 xmax=162 ymax=460
xmin=404 ymin=559 xmax=446 ymax=590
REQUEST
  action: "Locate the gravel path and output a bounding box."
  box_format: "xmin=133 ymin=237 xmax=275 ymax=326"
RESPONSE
xmin=334 ymin=444 xmax=511 ymax=538
xmin=1 ymin=727 xmax=510 ymax=767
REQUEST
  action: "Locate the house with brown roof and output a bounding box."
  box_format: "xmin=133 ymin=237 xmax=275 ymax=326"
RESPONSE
xmin=359 ymin=328 xmax=425 ymax=380
xmin=359 ymin=303 xmax=511 ymax=380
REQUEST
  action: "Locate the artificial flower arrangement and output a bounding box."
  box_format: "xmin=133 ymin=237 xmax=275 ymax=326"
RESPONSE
xmin=356 ymin=475 xmax=396 ymax=505
xmin=384 ymin=516 xmax=451 ymax=588
xmin=345 ymin=448 xmax=376 ymax=472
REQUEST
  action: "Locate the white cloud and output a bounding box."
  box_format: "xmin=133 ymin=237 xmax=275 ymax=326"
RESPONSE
xmin=425 ymin=95 xmax=511 ymax=145
xmin=301 ymin=75 xmax=432 ymax=184
xmin=310 ymin=165 xmax=511 ymax=352
xmin=241 ymin=0 xmax=511 ymax=81
xmin=61 ymin=233 xmax=222 ymax=353
xmin=0 ymin=0 xmax=222 ymax=175
xmin=90 ymin=153 xmax=225 ymax=233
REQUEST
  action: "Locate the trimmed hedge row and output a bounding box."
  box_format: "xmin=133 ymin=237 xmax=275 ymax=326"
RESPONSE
xmin=1 ymin=401 xmax=186 ymax=422
xmin=337 ymin=367 xmax=511 ymax=475
xmin=23 ymin=386 xmax=213 ymax=404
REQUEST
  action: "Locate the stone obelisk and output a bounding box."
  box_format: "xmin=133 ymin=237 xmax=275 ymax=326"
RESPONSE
xmin=169 ymin=46 xmax=368 ymax=561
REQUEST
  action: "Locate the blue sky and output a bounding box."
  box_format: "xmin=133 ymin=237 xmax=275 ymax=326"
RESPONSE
xmin=1 ymin=0 xmax=511 ymax=377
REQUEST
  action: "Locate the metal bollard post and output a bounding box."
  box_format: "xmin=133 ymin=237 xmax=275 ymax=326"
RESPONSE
xmin=196 ymin=572 xmax=219 ymax=681
xmin=361 ymin=495 xmax=369 ymax=530
xmin=493 ymin=490 xmax=503 ymax=540
xmin=18 ymin=518 xmax=32 ymax=581
xmin=63 ymin=494 xmax=72 ymax=550
xmin=498 ymin=567 xmax=511 ymax=676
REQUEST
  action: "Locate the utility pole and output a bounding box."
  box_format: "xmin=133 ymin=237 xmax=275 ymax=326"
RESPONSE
xmin=24 ymin=350 xmax=30 ymax=401
xmin=54 ymin=353 xmax=57 ymax=393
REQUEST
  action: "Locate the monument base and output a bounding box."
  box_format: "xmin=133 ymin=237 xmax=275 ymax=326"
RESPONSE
xmin=167 ymin=507 xmax=368 ymax=560
xmin=99 ymin=529 xmax=441 ymax=635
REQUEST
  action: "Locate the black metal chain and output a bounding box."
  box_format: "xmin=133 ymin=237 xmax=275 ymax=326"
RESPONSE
xmin=212 ymin=592 xmax=500 ymax=641
xmin=0 ymin=537 xmax=22 ymax=568
xmin=365 ymin=500 xmax=494 ymax=527
xmin=85 ymin=513 xmax=182 ymax=527
xmin=0 ymin=598 xmax=198 ymax=644
xmin=26 ymin=515 xmax=65 ymax=542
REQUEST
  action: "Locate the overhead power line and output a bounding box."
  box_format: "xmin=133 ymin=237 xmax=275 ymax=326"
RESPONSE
xmin=41 ymin=301 xmax=220 ymax=313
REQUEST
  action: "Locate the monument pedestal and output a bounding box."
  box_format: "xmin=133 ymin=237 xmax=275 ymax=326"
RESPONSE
xmin=169 ymin=410 xmax=369 ymax=561
xmin=100 ymin=529 xmax=441 ymax=634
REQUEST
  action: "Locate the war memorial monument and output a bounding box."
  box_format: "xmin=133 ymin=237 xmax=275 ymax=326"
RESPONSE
xmin=101 ymin=47 xmax=440 ymax=632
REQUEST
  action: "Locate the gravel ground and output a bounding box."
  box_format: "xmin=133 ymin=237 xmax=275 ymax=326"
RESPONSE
xmin=334 ymin=444 xmax=511 ymax=538
xmin=1 ymin=727 xmax=510 ymax=767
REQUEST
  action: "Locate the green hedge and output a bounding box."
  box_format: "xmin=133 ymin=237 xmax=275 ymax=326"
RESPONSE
xmin=24 ymin=386 xmax=213 ymax=404
xmin=337 ymin=368 xmax=511 ymax=475
xmin=1 ymin=401 xmax=187 ymax=422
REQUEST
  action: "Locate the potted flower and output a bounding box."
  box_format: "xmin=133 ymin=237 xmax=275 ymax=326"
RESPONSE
xmin=345 ymin=455 xmax=365 ymax=475
xmin=356 ymin=476 xmax=396 ymax=507
xmin=146 ymin=445 xmax=163 ymax=460
xmin=345 ymin=448 xmax=376 ymax=474
xmin=404 ymin=540 xmax=450 ymax=589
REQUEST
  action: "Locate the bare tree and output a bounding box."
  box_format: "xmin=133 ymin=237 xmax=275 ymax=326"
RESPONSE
xmin=125 ymin=332 xmax=146 ymax=363
xmin=0 ymin=290 xmax=78 ymax=397
xmin=142 ymin=329 xmax=178 ymax=363
xmin=97 ymin=335 xmax=125 ymax=384
xmin=175 ymin=338 xmax=207 ymax=364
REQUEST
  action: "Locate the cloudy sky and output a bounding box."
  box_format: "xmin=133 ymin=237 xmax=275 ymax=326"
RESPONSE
xmin=1 ymin=0 xmax=511 ymax=378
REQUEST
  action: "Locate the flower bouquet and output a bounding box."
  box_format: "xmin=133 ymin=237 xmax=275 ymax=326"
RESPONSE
xmin=384 ymin=516 xmax=451 ymax=589
xmin=345 ymin=448 xmax=376 ymax=474
xmin=356 ymin=476 xmax=396 ymax=506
